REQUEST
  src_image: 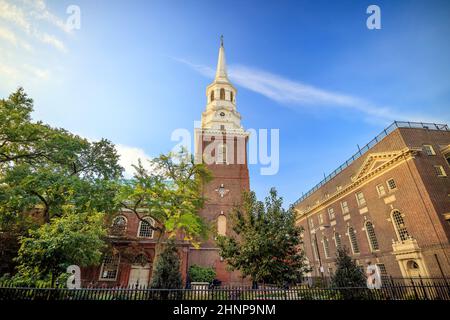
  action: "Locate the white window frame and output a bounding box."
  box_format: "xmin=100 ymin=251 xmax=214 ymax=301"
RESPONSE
xmin=364 ymin=221 xmax=379 ymax=252
xmin=434 ymin=165 xmax=447 ymax=177
xmin=376 ymin=184 xmax=386 ymax=197
xmin=348 ymin=226 xmax=360 ymax=254
xmin=99 ymin=253 xmax=120 ymax=281
xmin=334 ymin=232 xmax=342 ymax=249
xmin=386 ymin=178 xmax=397 ymax=191
xmin=322 ymin=236 xmax=330 ymax=259
xmin=391 ymin=210 xmax=409 ymax=241
xmin=137 ymin=217 xmax=155 ymax=238
xmin=111 ymin=215 xmax=128 ymax=232
xmin=318 ymin=213 xmax=324 ymax=225
xmin=355 ymin=191 xmax=366 ymax=207
xmin=341 ymin=201 xmax=349 ymax=214
xmin=423 ymin=144 xmax=436 ymax=156
xmin=328 ymin=207 xmax=335 ymax=220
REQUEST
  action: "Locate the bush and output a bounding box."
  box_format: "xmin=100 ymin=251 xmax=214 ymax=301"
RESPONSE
xmin=150 ymin=240 xmax=182 ymax=289
xmin=188 ymin=265 xmax=216 ymax=283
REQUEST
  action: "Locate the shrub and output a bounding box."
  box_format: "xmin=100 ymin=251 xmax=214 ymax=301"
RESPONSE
xmin=188 ymin=265 xmax=216 ymax=283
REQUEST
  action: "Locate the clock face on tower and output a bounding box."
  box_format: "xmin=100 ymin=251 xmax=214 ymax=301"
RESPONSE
xmin=220 ymin=112 xmax=225 ymax=117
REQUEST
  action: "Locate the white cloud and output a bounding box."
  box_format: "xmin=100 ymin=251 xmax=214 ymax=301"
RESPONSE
xmin=22 ymin=64 xmax=50 ymax=80
xmin=0 ymin=0 xmax=31 ymax=32
xmin=23 ymin=0 xmax=72 ymax=34
xmin=0 ymin=25 xmax=33 ymax=51
xmin=36 ymin=31 xmax=66 ymax=52
xmin=176 ymin=58 xmax=438 ymax=123
xmin=116 ymin=144 xmax=153 ymax=178
xmin=0 ymin=0 xmax=67 ymax=52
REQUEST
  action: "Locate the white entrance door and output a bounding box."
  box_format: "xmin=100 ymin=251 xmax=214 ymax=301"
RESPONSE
xmin=128 ymin=264 xmax=151 ymax=288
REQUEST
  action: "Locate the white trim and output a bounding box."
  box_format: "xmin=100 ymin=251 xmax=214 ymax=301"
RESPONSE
xmin=137 ymin=216 xmax=155 ymax=239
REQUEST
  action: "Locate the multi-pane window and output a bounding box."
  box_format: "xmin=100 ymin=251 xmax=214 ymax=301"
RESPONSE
xmin=365 ymin=221 xmax=379 ymax=251
xmin=99 ymin=253 xmax=120 ymax=280
xmin=318 ymin=213 xmax=324 ymax=224
xmin=138 ymin=217 xmax=154 ymax=238
xmin=341 ymin=201 xmax=349 ymax=214
xmin=355 ymin=192 xmax=366 ymax=206
xmin=348 ymin=226 xmax=360 ymax=254
xmin=328 ymin=207 xmax=335 ymax=220
xmin=111 ymin=216 xmax=127 ymax=234
xmin=422 ymin=144 xmax=435 ymax=156
xmin=392 ymin=210 xmax=409 ymax=241
xmin=376 ymin=264 xmax=388 ymax=277
xmin=322 ymin=236 xmax=330 ymax=258
xmin=334 ymin=232 xmax=342 ymax=249
xmin=387 ymin=178 xmax=397 ymax=191
xmin=312 ymin=240 xmax=319 ymax=261
xmin=376 ymin=184 xmax=386 ymax=196
xmin=434 ymin=165 xmax=447 ymax=177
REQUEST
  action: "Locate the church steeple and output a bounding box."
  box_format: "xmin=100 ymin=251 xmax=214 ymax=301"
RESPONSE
xmin=201 ymin=37 xmax=243 ymax=131
xmin=215 ymin=35 xmax=229 ymax=82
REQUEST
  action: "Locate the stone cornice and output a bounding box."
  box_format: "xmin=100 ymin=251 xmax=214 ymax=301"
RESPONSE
xmin=295 ymin=147 xmax=420 ymax=221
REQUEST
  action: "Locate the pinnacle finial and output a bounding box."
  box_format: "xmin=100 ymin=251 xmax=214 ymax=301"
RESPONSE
xmin=220 ymin=35 xmax=224 ymax=47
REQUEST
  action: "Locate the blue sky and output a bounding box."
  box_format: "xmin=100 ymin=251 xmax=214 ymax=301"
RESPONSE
xmin=1 ymin=0 xmax=449 ymax=205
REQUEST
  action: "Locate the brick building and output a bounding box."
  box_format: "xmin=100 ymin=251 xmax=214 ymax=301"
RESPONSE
xmin=82 ymin=40 xmax=249 ymax=287
xmin=293 ymin=122 xmax=450 ymax=279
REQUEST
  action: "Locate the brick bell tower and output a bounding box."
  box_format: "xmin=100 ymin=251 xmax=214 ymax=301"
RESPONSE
xmin=190 ymin=37 xmax=250 ymax=284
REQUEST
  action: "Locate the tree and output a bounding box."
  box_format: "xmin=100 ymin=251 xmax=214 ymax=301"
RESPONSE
xmin=116 ymin=148 xmax=211 ymax=245
xmin=217 ymin=188 xmax=310 ymax=287
xmin=150 ymin=239 xmax=182 ymax=289
xmin=14 ymin=210 xmax=107 ymax=287
xmin=0 ymin=88 xmax=123 ymax=276
xmin=331 ymin=247 xmax=367 ymax=299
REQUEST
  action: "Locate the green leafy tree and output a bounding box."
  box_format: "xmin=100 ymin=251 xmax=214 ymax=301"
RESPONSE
xmin=331 ymin=247 xmax=367 ymax=299
xmin=116 ymin=148 xmax=211 ymax=245
xmin=150 ymin=240 xmax=182 ymax=289
xmin=217 ymin=188 xmax=310 ymax=287
xmin=14 ymin=210 xmax=107 ymax=287
xmin=188 ymin=265 xmax=216 ymax=283
xmin=0 ymin=89 xmax=123 ymax=276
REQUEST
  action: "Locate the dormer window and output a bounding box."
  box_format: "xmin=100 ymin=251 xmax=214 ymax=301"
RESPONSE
xmin=220 ymin=88 xmax=225 ymax=100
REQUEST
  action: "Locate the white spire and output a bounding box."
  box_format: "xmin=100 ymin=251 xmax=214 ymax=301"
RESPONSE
xmin=215 ymin=35 xmax=229 ymax=82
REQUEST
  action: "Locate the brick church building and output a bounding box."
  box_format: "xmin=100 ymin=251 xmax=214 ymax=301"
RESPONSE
xmin=81 ymin=40 xmax=249 ymax=287
xmin=294 ymin=122 xmax=450 ymax=280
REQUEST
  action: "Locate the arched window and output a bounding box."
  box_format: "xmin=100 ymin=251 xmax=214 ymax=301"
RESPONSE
xmin=391 ymin=210 xmax=409 ymax=241
xmin=138 ymin=217 xmax=155 ymax=238
xmin=220 ymin=88 xmax=225 ymax=100
xmin=334 ymin=232 xmax=342 ymax=250
xmin=112 ymin=215 xmax=127 ymax=234
xmin=217 ymin=214 xmax=227 ymax=236
xmin=210 ymin=90 xmax=215 ymax=102
xmin=348 ymin=226 xmax=360 ymax=254
xmin=322 ymin=236 xmax=330 ymax=258
xmin=230 ymin=91 xmax=234 ymax=102
xmin=365 ymin=221 xmax=379 ymax=251
xmin=99 ymin=252 xmax=120 ymax=280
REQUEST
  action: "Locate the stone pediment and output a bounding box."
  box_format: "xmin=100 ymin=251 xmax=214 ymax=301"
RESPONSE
xmin=354 ymin=147 xmax=420 ymax=181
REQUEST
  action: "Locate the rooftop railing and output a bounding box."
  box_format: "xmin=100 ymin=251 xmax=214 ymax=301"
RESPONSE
xmin=292 ymin=121 xmax=449 ymax=207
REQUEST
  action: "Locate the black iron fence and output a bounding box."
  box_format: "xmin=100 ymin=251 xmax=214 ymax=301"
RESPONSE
xmin=0 ymin=277 xmax=449 ymax=300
